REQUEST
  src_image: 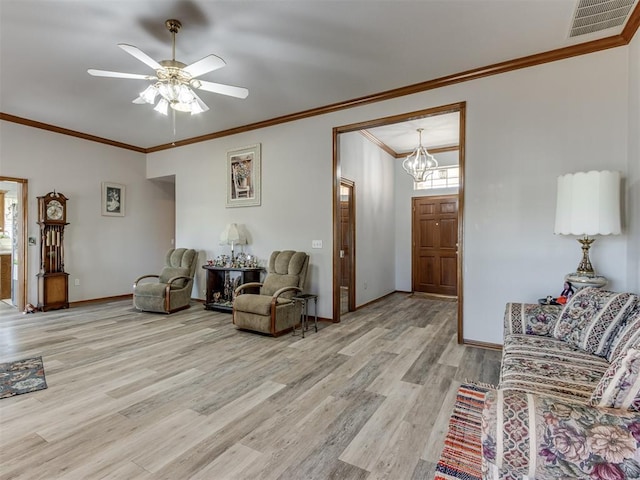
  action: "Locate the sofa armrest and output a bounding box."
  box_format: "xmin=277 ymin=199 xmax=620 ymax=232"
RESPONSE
xmin=482 ymin=389 xmax=640 ymax=479
xmin=504 ymin=302 xmax=563 ymax=338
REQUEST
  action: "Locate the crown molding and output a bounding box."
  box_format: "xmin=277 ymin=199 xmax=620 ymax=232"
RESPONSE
xmin=2 ymin=3 xmax=639 ymax=153
xmin=0 ymin=113 xmax=146 ymax=153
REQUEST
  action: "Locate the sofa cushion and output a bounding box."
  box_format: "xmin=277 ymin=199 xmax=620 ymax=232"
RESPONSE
xmin=234 ymin=293 xmax=292 ymax=316
xmin=606 ymin=304 xmax=640 ymax=362
xmin=500 ymin=334 xmax=610 ymax=402
xmin=261 ymin=274 xmax=299 ymax=298
xmin=551 ymin=288 xmax=638 ymax=358
xmin=504 ymin=302 xmax=562 ymax=337
xmin=590 ymin=347 xmax=640 ymax=411
xmin=482 ymin=389 xmax=640 ymax=479
xmin=158 ymin=266 xmax=190 ymax=288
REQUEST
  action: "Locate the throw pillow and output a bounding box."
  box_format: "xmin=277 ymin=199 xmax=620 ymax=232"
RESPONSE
xmin=606 ymin=305 xmax=640 ymax=362
xmin=590 ymin=348 xmax=640 ymax=411
xmin=552 ymin=288 xmax=637 ymax=357
xmin=158 ymin=266 xmax=190 ymax=288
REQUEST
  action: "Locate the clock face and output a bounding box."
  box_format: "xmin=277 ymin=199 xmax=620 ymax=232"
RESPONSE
xmin=46 ymin=200 xmax=64 ymax=221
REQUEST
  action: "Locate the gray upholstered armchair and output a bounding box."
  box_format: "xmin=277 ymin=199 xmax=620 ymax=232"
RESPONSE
xmin=233 ymin=250 xmax=309 ymax=336
xmin=133 ymin=248 xmax=198 ymax=313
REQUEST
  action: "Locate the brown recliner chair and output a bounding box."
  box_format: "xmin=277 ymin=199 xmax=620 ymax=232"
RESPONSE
xmin=133 ymin=248 xmax=198 ymax=313
xmin=232 ymin=250 xmax=309 ymax=336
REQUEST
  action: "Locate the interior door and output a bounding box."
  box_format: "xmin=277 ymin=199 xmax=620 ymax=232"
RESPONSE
xmin=412 ymin=195 xmax=458 ymax=296
xmin=340 ymin=179 xmax=355 ymax=313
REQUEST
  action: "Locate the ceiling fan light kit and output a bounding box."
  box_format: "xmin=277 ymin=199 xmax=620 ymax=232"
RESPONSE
xmin=88 ymin=19 xmax=248 ymax=116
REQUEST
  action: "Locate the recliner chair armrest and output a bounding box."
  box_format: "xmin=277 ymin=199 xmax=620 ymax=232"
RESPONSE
xmin=271 ymin=286 xmax=302 ymax=299
xmin=166 ymin=275 xmax=192 ymax=285
xmin=270 ymin=286 xmax=302 ymax=309
xmin=133 ymin=274 xmax=160 ymax=287
xmin=482 ymin=389 xmax=640 ymax=479
xmin=504 ymin=302 xmax=563 ymax=338
xmin=235 ymin=282 xmax=264 ymax=295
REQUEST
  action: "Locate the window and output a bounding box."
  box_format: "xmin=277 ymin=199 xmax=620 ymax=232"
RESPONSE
xmin=415 ymin=166 xmax=459 ymax=190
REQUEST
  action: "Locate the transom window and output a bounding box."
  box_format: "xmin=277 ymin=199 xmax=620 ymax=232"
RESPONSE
xmin=415 ymin=166 xmax=459 ymax=190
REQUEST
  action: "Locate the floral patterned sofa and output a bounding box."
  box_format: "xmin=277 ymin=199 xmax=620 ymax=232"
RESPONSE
xmin=481 ymin=287 xmax=640 ymax=479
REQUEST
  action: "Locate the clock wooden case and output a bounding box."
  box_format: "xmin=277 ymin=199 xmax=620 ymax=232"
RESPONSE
xmin=37 ymin=191 xmax=69 ymax=311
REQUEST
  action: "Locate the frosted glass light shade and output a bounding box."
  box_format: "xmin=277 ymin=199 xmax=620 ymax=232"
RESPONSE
xmin=554 ymin=170 xmax=621 ymax=236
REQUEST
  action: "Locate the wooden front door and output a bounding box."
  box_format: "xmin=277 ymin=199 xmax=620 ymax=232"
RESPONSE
xmin=412 ymin=195 xmax=458 ymax=296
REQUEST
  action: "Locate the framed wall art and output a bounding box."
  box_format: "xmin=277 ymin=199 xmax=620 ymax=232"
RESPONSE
xmin=226 ymin=144 xmax=261 ymax=207
xmin=101 ymin=182 xmax=125 ymax=217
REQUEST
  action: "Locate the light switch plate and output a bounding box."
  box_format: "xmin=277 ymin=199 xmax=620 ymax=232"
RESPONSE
xmin=312 ymin=240 xmax=323 ymax=249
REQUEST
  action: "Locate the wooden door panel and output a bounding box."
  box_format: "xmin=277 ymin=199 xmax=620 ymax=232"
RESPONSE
xmin=419 ymin=219 xmax=437 ymax=247
xmin=340 ymin=201 xmax=350 ymax=287
xmin=412 ymin=195 xmax=458 ymax=296
xmin=439 ymin=218 xmax=457 ymax=249
xmin=417 ymin=255 xmax=436 ymax=289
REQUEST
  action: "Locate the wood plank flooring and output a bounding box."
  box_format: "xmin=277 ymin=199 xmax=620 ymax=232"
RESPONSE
xmin=0 ymin=293 xmax=501 ymax=479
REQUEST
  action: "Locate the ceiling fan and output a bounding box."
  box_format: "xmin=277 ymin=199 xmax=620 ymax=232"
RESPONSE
xmin=88 ymin=19 xmax=248 ymax=115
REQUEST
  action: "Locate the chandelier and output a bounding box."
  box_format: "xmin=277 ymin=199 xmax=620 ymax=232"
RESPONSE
xmin=132 ymin=20 xmax=208 ymax=116
xmin=402 ymin=128 xmax=438 ymax=182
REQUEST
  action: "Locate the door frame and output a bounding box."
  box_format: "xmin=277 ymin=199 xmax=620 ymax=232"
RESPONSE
xmin=332 ymin=101 xmax=466 ymax=343
xmin=340 ymin=178 xmax=356 ymax=312
xmin=0 ymin=176 xmax=28 ymax=311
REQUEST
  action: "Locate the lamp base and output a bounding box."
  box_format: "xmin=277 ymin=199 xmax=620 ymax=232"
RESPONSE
xmin=565 ymin=272 xmax=608 ymax=290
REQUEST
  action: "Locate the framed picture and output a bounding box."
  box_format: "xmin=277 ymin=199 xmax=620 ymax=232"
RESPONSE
xmin=226 ymin=144 xmax=261 ymax=207
xmin=101 ymin=182 xmax=125 ymax=217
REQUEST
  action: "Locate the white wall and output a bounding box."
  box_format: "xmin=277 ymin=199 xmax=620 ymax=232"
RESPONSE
xmin=148 ymin=45 xmax=634 ymax=345
xmin=0 ymin=122 xmax=175 ymax=305
xmin=628 ymin=32 xmax=640 ymax=293
xmin=147 ymin=117 xmax=333 ymax=308
xmin=340 ymin=131 xmax=396 ymax=306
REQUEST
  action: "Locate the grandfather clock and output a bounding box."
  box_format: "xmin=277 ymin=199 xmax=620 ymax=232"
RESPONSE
xmin=37 ymin=191 xmax=69 ymax=311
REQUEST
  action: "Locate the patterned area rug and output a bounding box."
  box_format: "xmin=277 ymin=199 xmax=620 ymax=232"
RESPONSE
xmin=0 ymin=356 xmax=48 ymax=399
xmin=434 ymin=383 xmax=491 ymax=480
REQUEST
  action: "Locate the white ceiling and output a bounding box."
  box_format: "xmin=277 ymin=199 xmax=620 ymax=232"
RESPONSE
xmin=1 ymin=1 xmax=637 ymax=150
xmin=367 ymin=113 xmax=460 ymax=154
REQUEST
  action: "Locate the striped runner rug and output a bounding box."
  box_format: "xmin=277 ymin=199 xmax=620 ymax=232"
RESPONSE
xmin=434 ymin=383 xmax=491 ymax=480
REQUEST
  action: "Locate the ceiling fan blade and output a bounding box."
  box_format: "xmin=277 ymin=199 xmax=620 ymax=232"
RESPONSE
xmin=88 ymin=69 xmax=157 ymax=80
xmin=196 ymin=80 xmax=249 ymax=99
xmin=183 ymin=54 xmax=226 ymax=79
xmin=118 ymin=44 xmax=163 ymax=71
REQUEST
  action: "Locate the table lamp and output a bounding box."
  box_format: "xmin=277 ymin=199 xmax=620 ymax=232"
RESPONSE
xmin=554 ymin=170 xmax=621 ymax=289
xmin=219 ymin=223 xmax=247 ymax=261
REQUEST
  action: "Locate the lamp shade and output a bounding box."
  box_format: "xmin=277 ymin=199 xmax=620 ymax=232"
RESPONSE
xmin=219 ymin=223 xmax=247 ymax=245
xmin=554 ymin=170 xmax=621 ymax=236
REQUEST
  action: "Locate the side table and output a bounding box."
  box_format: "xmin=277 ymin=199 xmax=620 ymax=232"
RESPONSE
xmin=291 ymin=293 xmax=318 ymax=338
xmin=202 ymin=265 xmax=263 ymax=312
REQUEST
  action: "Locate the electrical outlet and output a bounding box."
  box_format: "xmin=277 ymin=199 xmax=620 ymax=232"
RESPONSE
xmin=74 ymin=279 xmax=80 ymax=286
xmin=312 ymin=240 xmax=323 ymax=249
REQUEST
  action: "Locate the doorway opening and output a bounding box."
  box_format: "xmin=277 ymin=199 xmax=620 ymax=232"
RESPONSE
xmin=333 ymin=101 xmax=465 ymax=342
xmin=0 ymin=177 xmax=28 ymax=312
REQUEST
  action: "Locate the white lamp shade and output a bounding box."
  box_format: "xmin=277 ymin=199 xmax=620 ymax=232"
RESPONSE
xmin=219 ymin=223 xmax=248 ymax=245
xmin=554 ymin=170 xmax=621 ymax=236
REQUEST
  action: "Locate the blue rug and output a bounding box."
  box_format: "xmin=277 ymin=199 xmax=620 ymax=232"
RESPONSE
xmin=0 ymin=356 xmax=48 ymax=399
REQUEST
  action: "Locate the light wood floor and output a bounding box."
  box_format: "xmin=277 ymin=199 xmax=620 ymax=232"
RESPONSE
xmin=0 ymin=293 xmax=501 ymax=480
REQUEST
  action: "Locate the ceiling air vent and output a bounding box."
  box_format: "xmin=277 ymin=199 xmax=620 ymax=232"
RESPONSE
xmin=570 ymin=0 xmax=637 ymax=37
